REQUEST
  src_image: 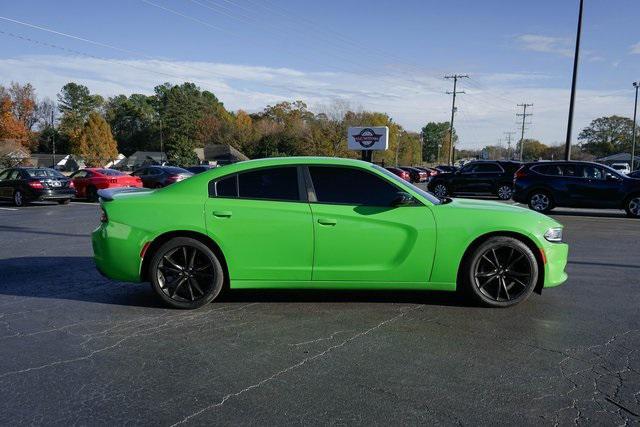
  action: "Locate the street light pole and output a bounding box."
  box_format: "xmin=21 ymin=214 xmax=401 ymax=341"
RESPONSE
xmin=564 ymin=0 xmax=584 ymax=160
xmin=632 ymin=82 xmax=639 ymax=171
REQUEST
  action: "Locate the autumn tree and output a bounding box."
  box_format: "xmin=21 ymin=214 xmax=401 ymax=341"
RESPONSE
xmin=76 ymin=112 xmax=118 ymax=167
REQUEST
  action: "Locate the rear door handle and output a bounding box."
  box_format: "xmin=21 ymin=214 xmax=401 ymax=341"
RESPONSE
xmin=212 ymin=210 xmax=232 ymax=218
xmin=317 ymin=218 xmax=337 ymax=226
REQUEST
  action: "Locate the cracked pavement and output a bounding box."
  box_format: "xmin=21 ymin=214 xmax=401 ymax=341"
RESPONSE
xmin=0 ymin=201 xmax=638 ymax=425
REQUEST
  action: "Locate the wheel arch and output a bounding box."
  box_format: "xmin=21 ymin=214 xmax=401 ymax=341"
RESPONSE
xmin=456 ymin=231 xmax=545 ymax=294
xmin=140 ymin=230 xmax=229 ymax=287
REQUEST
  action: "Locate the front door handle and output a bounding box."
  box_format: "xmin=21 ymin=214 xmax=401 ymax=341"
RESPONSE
xmin=212 ymin=210 xmax=232 ymax=218
xmin=317 ymin=218 xmax=337 ymax=226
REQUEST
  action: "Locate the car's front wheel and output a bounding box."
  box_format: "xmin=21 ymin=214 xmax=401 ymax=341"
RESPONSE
xmin=149 ymin=237 xmax=224 ymax=309
xmin=625 ymin=195 xmax=640 ymax=218
xmin=432 ymin=182 xmax=449 ymax=198
xmin=496 ymin=184 xmax=513 ymax=200
xmin=528 ymin=191 xmax=553 ymax=213
xmin=462 ymin=236 xmax=538 ymax=308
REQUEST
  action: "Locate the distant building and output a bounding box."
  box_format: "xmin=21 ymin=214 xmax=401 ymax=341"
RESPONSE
xmin=27 ymin=153 xmax=85 ymax=171
xmin=596 ymin=152 xmax=640 ymax=169
xmin=120 ymin=151 xmax=167 ymax=170
xmin=203 ymin=144 xmax=249 ymax=165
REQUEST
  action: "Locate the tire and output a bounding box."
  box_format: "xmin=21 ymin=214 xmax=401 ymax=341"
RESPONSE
xmin=527 ymin=190 xmax=554 ymax=213
xmin=13 ymin=190 xmax=25 ymax=207
xmin=86 ymin=186 xmax=98 ymax=202
xmin=462 ymin=236 xmax=539 ymax=308
xmin=149 ymin=237 xmax=224 ymax=309
xmin=432 ymin=182 xmax=449 ymax=198
xmin=57 ymin=199 xmax=71 ymax=205
xmin=496 ymin=184 xmax=513 ymax=200
xmin=625 ymin=195 xmax=640 ymax=218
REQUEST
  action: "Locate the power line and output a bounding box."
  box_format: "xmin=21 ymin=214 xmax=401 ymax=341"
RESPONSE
xmin=516 ymin=103 xmax=533 ymax=161
xmin=445 ymin=74 xmax=468 ymax=165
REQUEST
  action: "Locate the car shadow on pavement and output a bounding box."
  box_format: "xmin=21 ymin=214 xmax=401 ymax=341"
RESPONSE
xmin=0 ymin=224 xmax=87 ymax=238
xmin=0 ymin=256 xmax=473 ymax=308
xmin=549 ymin=209 xmax=628 ymax=219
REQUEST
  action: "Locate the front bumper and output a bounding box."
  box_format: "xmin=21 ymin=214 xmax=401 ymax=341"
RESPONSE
xmin=543 ymin=242 xmax=569 ymax=288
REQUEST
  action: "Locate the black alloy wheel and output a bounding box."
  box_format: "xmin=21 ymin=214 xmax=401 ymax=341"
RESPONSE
xmin=625 ymin=195 xmax=640 ymax=218
xmin=464 ymin=236 xmax=538 ymax=307
xmin=149 ymin=237 xmax=224 ymax=309
xmin=432 ymin=183 xmax=448 ymax=198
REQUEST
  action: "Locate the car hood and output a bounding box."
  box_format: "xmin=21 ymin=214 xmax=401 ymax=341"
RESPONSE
xmin=445 ymin=197 xmax=561 ymax=227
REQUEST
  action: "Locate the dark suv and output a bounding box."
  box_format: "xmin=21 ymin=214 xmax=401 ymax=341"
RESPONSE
xmin=512 ymin=161 xmax=640 ymax=217
xmin=427 ymin=160 xmax=522 ymax=200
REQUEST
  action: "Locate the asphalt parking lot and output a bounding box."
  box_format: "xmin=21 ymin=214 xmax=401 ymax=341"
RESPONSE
xmin=0 ymin=200 xmax=638 ymax=425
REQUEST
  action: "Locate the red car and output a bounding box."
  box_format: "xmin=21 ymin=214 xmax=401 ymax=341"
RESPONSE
xmin=385 ymin=167 xmax=411 ymax=182
xmin=70 ymin=168 xmax=143 ymax=202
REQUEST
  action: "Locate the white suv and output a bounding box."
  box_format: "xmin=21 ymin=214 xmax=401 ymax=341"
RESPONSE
xmin=611 ymin=163 xmax=631 ymax=175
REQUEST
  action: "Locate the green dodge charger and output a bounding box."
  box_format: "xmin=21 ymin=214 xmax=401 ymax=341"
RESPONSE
xmin=92 ymin=157 xmax=568 ymax=309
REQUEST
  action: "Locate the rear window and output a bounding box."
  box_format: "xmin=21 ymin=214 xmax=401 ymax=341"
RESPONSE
xmin=25 ymin=168 xmax=64 ymax=178
xmin=97 ymin=169 xmax=125 ymax=176
xmin=238 ymin=167 xmax=299 ymax=201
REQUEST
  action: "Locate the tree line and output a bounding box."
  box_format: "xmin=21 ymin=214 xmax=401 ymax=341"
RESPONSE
xmin=0 ymin=80 xmax=636 ymax=167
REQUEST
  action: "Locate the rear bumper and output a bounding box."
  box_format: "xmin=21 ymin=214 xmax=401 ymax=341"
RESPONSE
xmin=92 ymin=222 xmax=146 ymax=282
xmin=36 ymin=189 xmax=76 ymax=200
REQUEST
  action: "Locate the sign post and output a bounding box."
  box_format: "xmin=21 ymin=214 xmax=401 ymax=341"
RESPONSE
xmin=347 ymin=126 xmax=389 ymax=163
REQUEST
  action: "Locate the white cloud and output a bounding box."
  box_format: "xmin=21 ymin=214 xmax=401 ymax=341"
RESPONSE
xmin=0 ymin=55 xmax=632 ymax=149
xmin=631 ymin=42 xmax=640 ymax=54
xmin=515 ymin=34 xmax=573 ymax=57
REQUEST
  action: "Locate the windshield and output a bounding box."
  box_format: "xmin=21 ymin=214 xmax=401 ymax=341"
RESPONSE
xmin=372 ymin=164 xmax=441 ymax=205
xmin=25 ymin=168 xmax=65 ymax=178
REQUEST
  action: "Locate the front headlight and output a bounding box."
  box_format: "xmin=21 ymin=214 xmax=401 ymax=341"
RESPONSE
xmin=544 ymin=227 xmax=563 ymax=242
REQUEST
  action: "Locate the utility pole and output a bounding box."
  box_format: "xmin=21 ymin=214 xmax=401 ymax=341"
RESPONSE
xmin=504 ymin=131 xmax=515 ymax=160
xmin=517 ymin=104 xmax=533 ymax=161
xmin=564 ymin=0 xmax=584 ymax=160
xmin=51 ymin=109 xmax=56 ymax=168
xmin=632 ymin=81 xmax=639 ymax=171
xmin=159 ymin=119 xmax=164 ymax=165
xmin=445 ymin=74 xmax=468 ymax=166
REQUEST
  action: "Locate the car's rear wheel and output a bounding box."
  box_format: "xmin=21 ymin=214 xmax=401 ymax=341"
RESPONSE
xmin=463 ymin=236 xmax=538 ymax=308
xmin=149 ymin=237 xmax=224 ymax=309
xmin=13 ymin=190 xmax=25 ymax=207
xmin=496 ymin=184 xmax=513 ymax=200
xmin=432 ymin=182 xmax=448 ymax=198
xmin=625 ymin=195 xmax=640 ymax=218
xmin=86 ymin=186 xmax=98 ymax=202
xmin=528 ymin=191 xmax=553 ymax=213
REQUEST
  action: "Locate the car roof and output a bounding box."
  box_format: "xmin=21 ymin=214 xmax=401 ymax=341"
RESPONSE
xmin=215 ymin=156 xmax=373 ymax=172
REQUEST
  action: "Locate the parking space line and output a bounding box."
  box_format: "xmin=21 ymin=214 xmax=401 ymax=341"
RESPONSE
xmin=0 ymin=207 xmax=18 ymax=211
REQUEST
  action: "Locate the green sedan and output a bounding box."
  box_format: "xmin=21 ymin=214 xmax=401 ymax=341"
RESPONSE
xmin=92 ymin=157 xmax=568 ymax=309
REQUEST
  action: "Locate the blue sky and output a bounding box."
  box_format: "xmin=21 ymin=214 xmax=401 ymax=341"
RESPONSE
xmin=1 ymin=0 xmax=638 ymax=149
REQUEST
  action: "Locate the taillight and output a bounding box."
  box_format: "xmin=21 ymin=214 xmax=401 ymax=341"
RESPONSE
xmin=515 ymin=167 xmax=527 ymax=179
xmin=100 ymin=206 xmax=108 ymax=223
xmin=110 ymin=179 xmax=118 ymax=184
xmin=28 ymin=181 xmax=44 ymax=189
xmin=68 ymin=180 xmax=75 ymax=188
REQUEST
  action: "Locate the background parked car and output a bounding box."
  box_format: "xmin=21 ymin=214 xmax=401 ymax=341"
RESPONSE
xmin=70 ymin=168 xmax=143 ymax=202
xmin=427 ymin=160 xmax=522 ymax=200
xmin=399 ymin=166 xmax=428 ymax=183
xmin=513 ymin=161 xmax=640 ymax=217
xmin=610 ymin=162 xmax=631 ymax=175
xmin=0 ymin=167 xmax=75 ymax=206
xmin=385 ymin=167 xmax=411 ymax=181
xmin=185 ymin=165 xmax=216 ymax=174
xmin=413 ymin=166 xmax=439 ymax=179
xmin=131 ymin=166 xmax=193 ymax=188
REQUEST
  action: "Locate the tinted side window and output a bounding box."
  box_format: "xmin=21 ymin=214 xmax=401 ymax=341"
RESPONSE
xmin=214 ymin=175 xmax=238 ymax=197
xmin=238 ymin=167 xmax=299 ymax=201
xmin=309 ymin=166 xmax=400 ymax=206
xmin=532 ymin=164 xmax=562 ymax=176
xmin=581 ymin=165 xmax=604 ymax=180
xmin=561 ymin=165 xmax=579 ymax=177
xmin=475 ymin=163 xmax=502 ymax=173
xmin=0 ymin=170 xmax=9 ymax=180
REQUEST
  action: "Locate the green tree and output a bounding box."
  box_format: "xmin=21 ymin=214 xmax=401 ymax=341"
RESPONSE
xmin=578 ymin=115 xmax=635 ymax=158
xmin=105 ymin=93 xmax=158 ymax=155
xmin=421 ymin=122 xmax=453 ymax=163
xmin=58 ymin=83 xmax=103 ymax=147
xmin=76 ymin=112 xmax=118 ymax=166
xmin=515 ymin=139 xmax=549 ymax=161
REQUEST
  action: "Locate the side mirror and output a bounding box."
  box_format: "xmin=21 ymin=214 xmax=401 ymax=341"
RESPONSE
xmin=392 ymin=192 xmax=415 ymax=206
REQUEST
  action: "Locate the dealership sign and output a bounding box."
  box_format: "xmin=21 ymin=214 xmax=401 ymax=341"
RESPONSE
xmin=348 ymin=126 xmax=389 ymax=151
